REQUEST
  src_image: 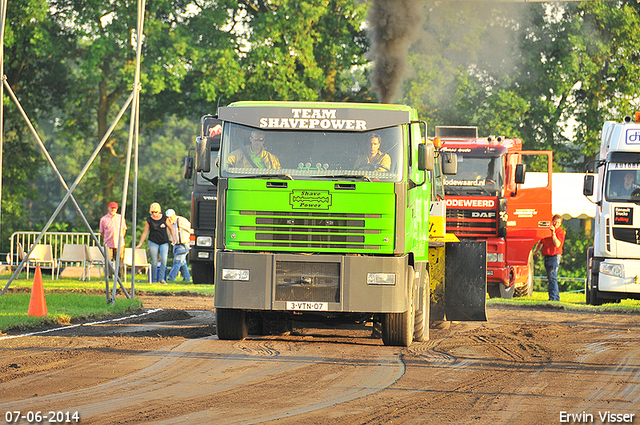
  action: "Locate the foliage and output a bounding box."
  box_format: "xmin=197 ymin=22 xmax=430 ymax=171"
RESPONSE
xmin=0 ymin=0 xmax=74 ymax=253
xmin=405 ymin=2 xmax=640 ymax=173
xmin=234 ymin=0 xmax=370 ymax=102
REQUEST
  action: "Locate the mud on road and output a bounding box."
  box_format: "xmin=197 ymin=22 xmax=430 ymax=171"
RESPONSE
xmin=1 ymin=297 xmax=639 ymax=425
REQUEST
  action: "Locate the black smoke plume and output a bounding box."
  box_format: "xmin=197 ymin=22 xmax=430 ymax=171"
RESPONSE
xmin=367 ymin=0 xmax=424 ymax=103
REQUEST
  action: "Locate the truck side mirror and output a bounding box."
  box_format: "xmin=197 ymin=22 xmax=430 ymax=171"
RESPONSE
xmin=196 ymin=136 xmax=211 ymax=173
xmin=515 ymin=163 xmax=526 ymax=184
xmin=418 ymin=143 xmax=435 ymax=171
xmin=583 ymin=174 xmax=594 ymax=196
xmin=584 ymin=161 xmax=595 ymax=174
xmin=441 ymin=152 xmax=458 ymax=175
xmin=183 ymin=156 xmax=194 ymax=180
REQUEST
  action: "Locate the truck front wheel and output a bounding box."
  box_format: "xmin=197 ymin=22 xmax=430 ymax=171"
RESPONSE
xmin=216 ymin=308 xmax=248 ymax=340
xmin=500 ymin=283 xmax=514 ymax=299
xmin=515 ymin=252 xmax=534 ymax=297
xmin=587 ymin=274 xmax=604 ymax=306
xmin=382 ymin=267 xmax=415 ymax=347
xmin=382 ymin=310 xmax=413 ymax=347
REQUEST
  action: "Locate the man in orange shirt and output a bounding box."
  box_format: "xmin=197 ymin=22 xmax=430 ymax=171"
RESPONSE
xmin=535 ymin=214 xmax=566 ymax=301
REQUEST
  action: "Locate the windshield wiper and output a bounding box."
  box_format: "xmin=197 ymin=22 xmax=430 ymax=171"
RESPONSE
xmin=465 ymin=186 xmax=493 ymax=196
xmin=445 ymin=186 xmax=461 ymax=196
xmin=237 ymin=174 xmax=294 ymax=180
xmin=317 ymin=174 xmax=372 ymax=182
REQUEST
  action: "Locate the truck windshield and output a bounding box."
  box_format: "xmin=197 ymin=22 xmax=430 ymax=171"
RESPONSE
xmin=443 ymin=154 xmax=503 ymax=196
xmin=605 ymin=166 xmax=640 ymax=202
xmin=219 ymin=123 xmax=404 ymax=182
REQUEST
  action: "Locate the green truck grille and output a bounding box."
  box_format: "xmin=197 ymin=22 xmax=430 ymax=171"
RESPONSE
xmin=224 ymin=180 xmax=396 ymax=253
xmin=236 ymin=211 xmax=381 ymax=250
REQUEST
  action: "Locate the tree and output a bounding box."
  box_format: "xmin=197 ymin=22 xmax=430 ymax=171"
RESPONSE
xmin=567 ymin=2 xmax=640 ymax=167
xmin=227 ymin=0 xmax=369 ymax=102
xmin=403 ymin=2 xmax=640 ymax=172
xmin=513 ymin=2 xmax=640 ymax=170
xmin=1 ymin=0 xmax=74 ymax=251
xmin=402 ymin=2 xmax=531 ymax=137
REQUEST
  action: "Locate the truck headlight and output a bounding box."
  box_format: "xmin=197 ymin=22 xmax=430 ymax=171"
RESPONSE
xmin=487 ymin=253 xmax=504 ymax=263
xmin=222 ymin=268 xmax=250 ymax=281
xmin=367 ymin=273 xmax=396 ymax=285
xmin=196 ymin=236 xmax=213 ymax=247
xmin=197 ymin=251 xmax=211 ymax=259
xmin=600 ymin=263 xmax=624 ymax=278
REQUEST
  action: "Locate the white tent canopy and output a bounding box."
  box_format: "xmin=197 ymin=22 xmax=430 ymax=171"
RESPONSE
xmin=523 ymin=172 xmax=598 ymax=219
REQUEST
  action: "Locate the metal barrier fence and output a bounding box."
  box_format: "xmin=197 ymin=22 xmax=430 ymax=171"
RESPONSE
xmin=7 ymin=231 xmax=103 ymax=265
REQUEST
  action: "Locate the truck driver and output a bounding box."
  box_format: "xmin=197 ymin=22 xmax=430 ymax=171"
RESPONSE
xmin=354 ymin=133 xmax=392 ymax=172
xmin=228 ymin=130 xmax=281 ymax=169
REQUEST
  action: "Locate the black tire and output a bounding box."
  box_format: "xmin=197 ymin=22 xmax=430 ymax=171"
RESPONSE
xmin=382 ymin=267 xmax=414 ymax=347
xmin=590 ymin=288 xmax=604 ymax=305
xmin=586 ymin=256 xmax=605 ymax=306
xmin=590 ymin=287 xmax=605 ymax=306
xmin=487 ymin=284 xmax=501 ymax=299
xmin=247 ymin=313 xmax=267 ymax=336
xmin=430 ymin=320 xmax=451 ymax=330
xmin=414 ymin=268 xmax=430 ymax=342
xmin=515 ymin=252 xmax=534 ymax=297
xmin=585 ymin=273 xmax=593 ymax=305
xmin=382 ymin=310 xmax=413 ymax=347
xmin=500 ymin=283 xmax=515 ymax=299
xmin=216 ymin=308 xmax=247 ymax=340
xmin=265 ymin=318 xmax=291 ymax=336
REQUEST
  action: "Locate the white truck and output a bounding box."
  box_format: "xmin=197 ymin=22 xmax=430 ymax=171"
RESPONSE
xmin=584 ymin=113 xmax=640 ymax=305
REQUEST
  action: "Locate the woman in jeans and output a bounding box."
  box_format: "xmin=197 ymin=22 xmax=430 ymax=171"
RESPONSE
xmin=137 ymin=202 xmax=173 ymax=283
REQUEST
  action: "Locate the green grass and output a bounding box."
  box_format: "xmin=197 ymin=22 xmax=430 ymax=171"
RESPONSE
xmin=0 ymin=272 xmax=215 ymax=296
xmin=0 ymin=272 xmax=214 ymax=333
xmin=488 ymin=290 xmax=640 ymax=313
xmin=0 ymin=292 xmax=142 ymax=333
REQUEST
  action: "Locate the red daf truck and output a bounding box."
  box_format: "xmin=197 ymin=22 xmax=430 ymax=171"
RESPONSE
xmin=437 ymin=126 xmax=553 ymax=298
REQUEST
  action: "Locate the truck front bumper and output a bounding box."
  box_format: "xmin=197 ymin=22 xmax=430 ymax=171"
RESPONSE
xmin=598 ymin=259 xmax=640 ymax=294
xmin=214 ymin=251 xmax=411 ymax=314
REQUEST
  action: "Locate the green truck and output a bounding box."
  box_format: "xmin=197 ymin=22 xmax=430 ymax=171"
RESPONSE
xmin=196 ymin=101 xmax=486 ymax=346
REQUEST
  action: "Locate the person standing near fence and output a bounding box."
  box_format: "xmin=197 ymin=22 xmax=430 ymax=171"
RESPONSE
xmin=534 ymin=214 xmax=566 ymax=301
xmin=165 ymin=209 xmax=193 ymax=283
xmin=99 ymin=201 xmax=126 ymax=278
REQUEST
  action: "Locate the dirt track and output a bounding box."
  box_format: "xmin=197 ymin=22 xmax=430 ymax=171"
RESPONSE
xmin=1 ymin=296 xmax=639 ymax=424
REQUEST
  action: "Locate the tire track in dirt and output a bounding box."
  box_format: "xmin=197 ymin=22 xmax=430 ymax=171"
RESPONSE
xmin=271 ymin=323 xmax=558 ymax=424
xmin=0 ymin=336 xmax=406 ymax=425
xmin=574 ymin=331 xmax=640 ymax=415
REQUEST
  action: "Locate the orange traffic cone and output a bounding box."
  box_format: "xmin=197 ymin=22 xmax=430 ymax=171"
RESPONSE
xmin=27 ymin=265 xmax=47 ymax=317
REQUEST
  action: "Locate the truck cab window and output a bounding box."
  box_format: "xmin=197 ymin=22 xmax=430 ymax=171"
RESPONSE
xmin=219 ymin=123 xmax=404 ymax=182
xmin=605 ymin=167 xmax=640 ymax=201
xmin=443 ymin=154 xmax=503 ymax=196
